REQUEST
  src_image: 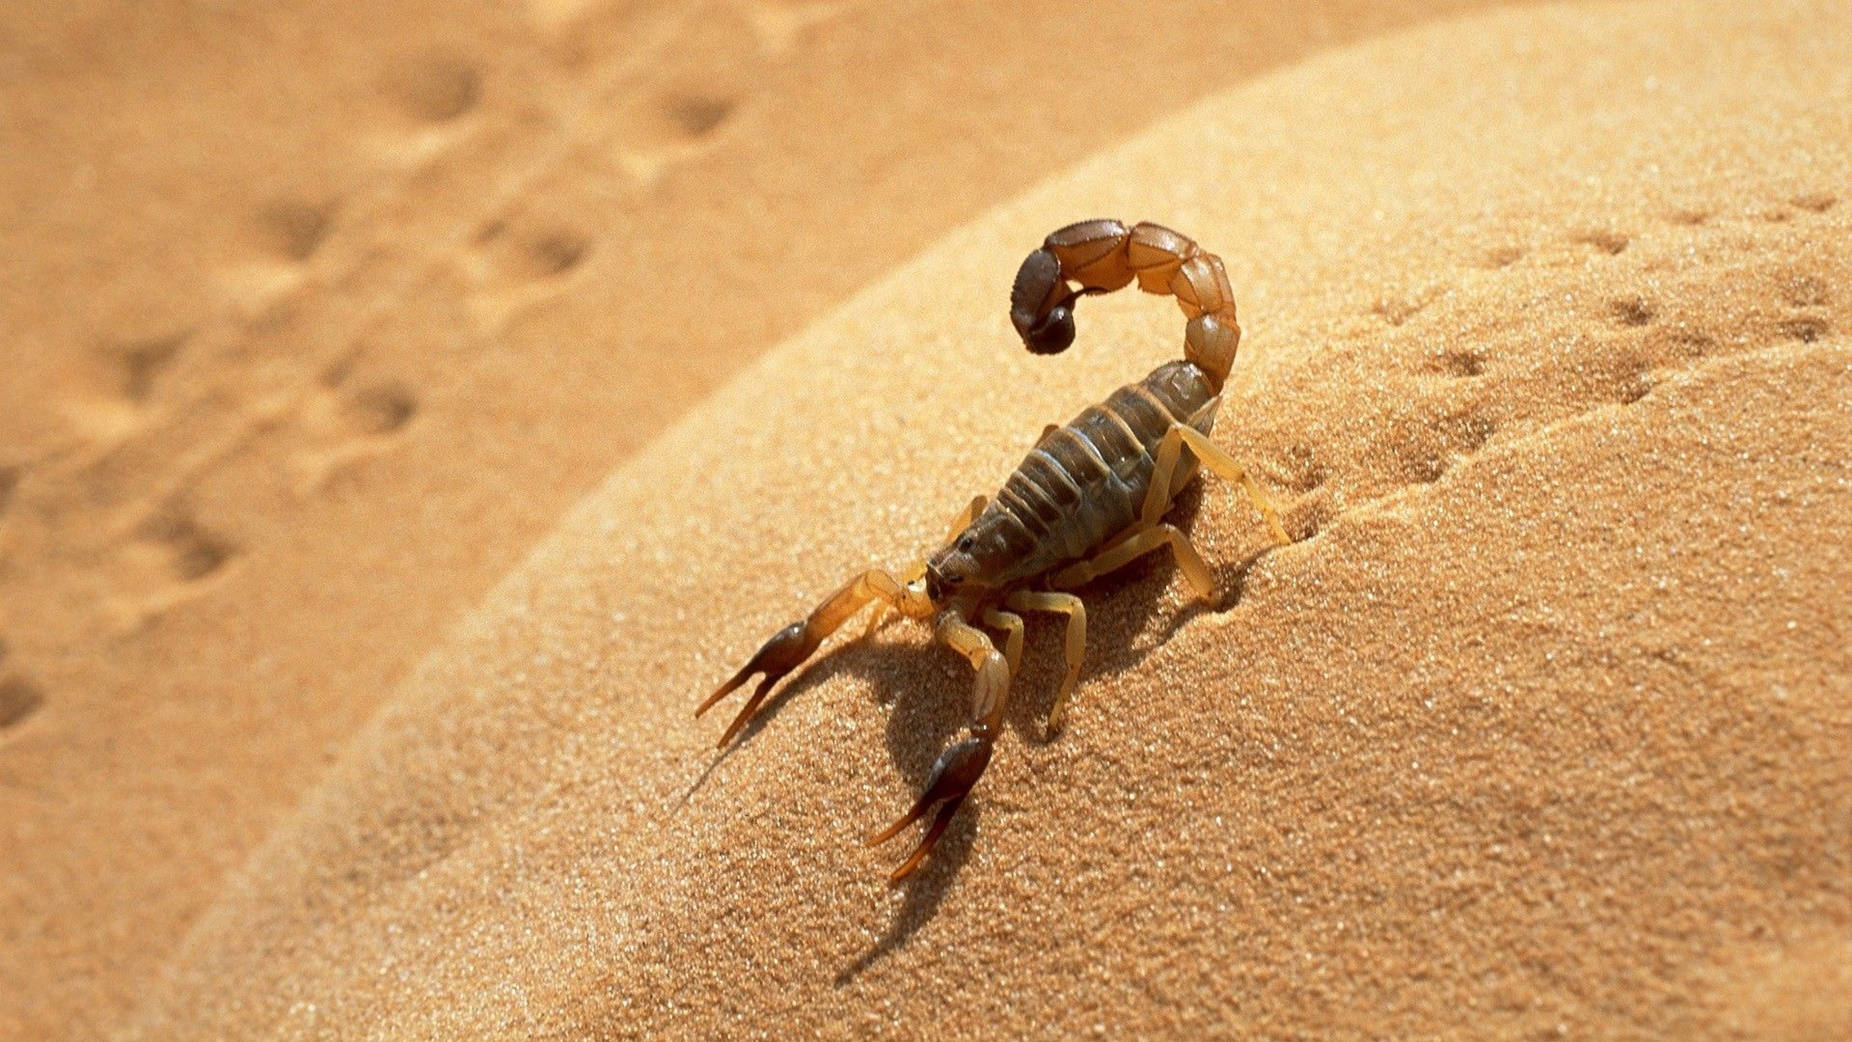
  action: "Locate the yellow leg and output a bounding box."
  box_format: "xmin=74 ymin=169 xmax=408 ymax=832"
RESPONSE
xmin=868 ymin=610 xmax=1008 ymax=882
xmin=936 ymin=613 xmax=1012 ymax=732
xmin=982 ymin=607 xmax=1024 ymax=677
xmin=1050 ymin=524 xmax=1217 ymax=603
xmin=1004 ymin=590 xmax=1088 ymax=734
xmin=1142 ymin=423 xmax=1291 ymax=546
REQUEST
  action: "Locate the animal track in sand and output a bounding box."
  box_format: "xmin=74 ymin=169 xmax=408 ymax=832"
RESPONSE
xmin=102 ymin=497 xmax=242 ymax=627
xmin=1286 ymin=492 xmax=1340 ymax=542
xmin=1608 ymin=294 xmax=1657 ymax=327
xmin=1428 ymin=347 xmax=1488 ymax=378
xmin=1780 ymin=273 xmax=1829 ymax=308
xmin=1778 ymin=316 xmax=1831 ymax=343
xmin=614 ymin=90 xmax=742 ymax=187
xmin=1280 ymin=442 xmax=1328 ymax=495
xmin=1569 ymin=228 xmax=1630 ymax=255
xmin=0 ymin=673 xmax=45 ymax=732
xmin=460 ymin=217 xmax=594 ymax=327
xmin=289 ymin=366 xmax=421 ymax=492
xmin=388 ymin=54 xmax=482 ymax=123
xmin=1290 ymin=194 xmax=1846 ymax=544
xmin=253 ymin=198 xmax=336 ymax=262
xmin=1371 ymin=297 xmax=1425 ymax=326
xmin=472 ymin=218 xmax=592 ymax=282
xmin=663 ymin=93 xmax=736 ymax=138
xmin=1607 ymin=348 xmax=1658 ymax=404
xmin=0 ymin=464 xmax=17 ymax=516
xmin=1382 ymin=403 xmax=1500 ymax=488
xmin=105 ymin=329 xmax=190 ymax=403
xmin=1482 ymin=245 xmax=1526 ymax=269
xmin=341 ymin=380 xmax=420 ymax=437
xmin=136 ymin=501 xmax=238 ymax=584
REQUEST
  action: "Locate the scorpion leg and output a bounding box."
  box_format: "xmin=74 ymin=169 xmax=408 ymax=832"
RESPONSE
xmin=1003 ymin=591 xmax=1088 ymax=734
xmin=981 ymin=607 xmax=1025 ymax=677
xmin=1143 ymin=424 xmax=1291 ymax=547
xmin=1049 ymin=524 xmax=1218 ymax=603
xmin=698 ymin=568 xmax=908 ymax=748
xmin=868 ymin=611 xmax=1008 ymax=882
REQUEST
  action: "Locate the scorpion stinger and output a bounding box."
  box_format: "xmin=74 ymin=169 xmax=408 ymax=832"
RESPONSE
xmin=702 ymin=220 xmax=1294 ymax=883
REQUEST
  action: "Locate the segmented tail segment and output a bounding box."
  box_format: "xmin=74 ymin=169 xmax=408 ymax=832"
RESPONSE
xmin=1009 ymin=220 xmax=1241 ymax=391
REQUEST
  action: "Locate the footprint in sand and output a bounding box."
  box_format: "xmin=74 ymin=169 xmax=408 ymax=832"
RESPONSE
xmin=56 ymin=325 xmax=194 ymax=476
xmin=1427 ymin=347 xmax=1488 ymax=379
xmin=0 ymin=672 xmax=45 ymax=733
xmin=472 ymin=218 xmax=592 ymax=282
xmin=102 ymin=498 xmax=240 ymax=628
xmin=1790 ymin=192 xmax=1837 ymax=214
xmin=613 ymin=89 xmax=741 ymax=187
xmin=387 ymin=54 xmax=482 ymax=124
xmin=135 ymin=500 xmax=238 ymax=584
xmin=1569 ymin=228 xmax=1631 ymax=255
xmin=289 ymin=364 xmax=421 ymax=493
xmin=1608 ymin=294 xmax=1657 ymax=328
xmin=456 ymin=213 xmax=594 ymax=329
xmin=367 ymin=51 xmax=484 ymax=170
xmin=252 ymin=197 xmax=336 ymax=263
xmin=1386 ymin=403 xmax=1501 ymax=488
xmin=1482 ymin=244 xmax=1526 ymax=269
xmin=107 ymin=329 xmax=190 ymax=404
xmin=0 ymin=633 xmax=43 ymax=734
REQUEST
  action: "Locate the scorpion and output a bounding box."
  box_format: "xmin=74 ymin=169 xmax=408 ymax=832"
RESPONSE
xmin=698 ymin=219 xmax=1292 ymax=882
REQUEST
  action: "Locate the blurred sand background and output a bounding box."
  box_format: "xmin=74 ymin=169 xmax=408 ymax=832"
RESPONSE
xmin=3 ymin=0 xmax=1849 ymax=1039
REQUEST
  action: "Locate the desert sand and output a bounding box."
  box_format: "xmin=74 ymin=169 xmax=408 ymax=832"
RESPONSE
xmin=6 ymin=0 xmax=1851 ymax=1038
xmin=1 ymin=1 xmax=1518 ymax=1036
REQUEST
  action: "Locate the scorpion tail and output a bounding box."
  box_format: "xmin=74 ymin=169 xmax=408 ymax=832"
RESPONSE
xmin=1010 ymin=219 xmax=1243 ymax=392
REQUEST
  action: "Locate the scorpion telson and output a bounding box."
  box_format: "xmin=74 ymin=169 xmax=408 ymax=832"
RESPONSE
xmin=698 ymin=219 xmax=1293 ymax=883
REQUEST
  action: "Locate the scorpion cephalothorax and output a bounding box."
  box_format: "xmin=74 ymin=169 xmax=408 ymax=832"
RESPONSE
xmin=698 ymin=220 xmax=1291 ymax=882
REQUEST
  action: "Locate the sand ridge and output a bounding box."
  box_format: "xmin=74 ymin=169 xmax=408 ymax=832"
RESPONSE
xmin=1 ymin=2 xmax=1532 ymax=1036
xmin=120 ymin=0 xmax=1851 ymax=1037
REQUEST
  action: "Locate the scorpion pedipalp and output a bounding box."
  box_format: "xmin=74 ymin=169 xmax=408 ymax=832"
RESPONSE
xmin=695 ymin=622 xmax=812 ymax=747
xmin=699 ymin=568 xmax=933 ymax=748
xmin=867 ymin=735 xmax=993 ymax=883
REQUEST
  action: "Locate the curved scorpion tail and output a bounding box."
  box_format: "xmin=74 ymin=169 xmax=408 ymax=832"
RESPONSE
xmin=1008 ymin=219 xmax=1241 ymax=392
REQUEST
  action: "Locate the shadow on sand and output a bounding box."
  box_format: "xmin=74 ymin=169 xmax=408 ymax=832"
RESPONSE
xmin=680 ymin=485 xmax=1285 ymax=982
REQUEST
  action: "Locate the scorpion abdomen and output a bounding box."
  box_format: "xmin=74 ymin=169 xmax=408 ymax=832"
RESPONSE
xmin=988 ymin=359 xmax=1219 ymax=582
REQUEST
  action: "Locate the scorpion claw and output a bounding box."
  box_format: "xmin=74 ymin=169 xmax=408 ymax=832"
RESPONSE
xmin=884 ymin=796 xmax=967 ymax=884
xmin=867 ymin=736 xmax=993 ymax=882
xmin=697 ymin=622 xmax=815 ymax=747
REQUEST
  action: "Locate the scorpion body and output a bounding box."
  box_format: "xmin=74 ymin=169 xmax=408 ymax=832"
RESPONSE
xmin=698 ymin=220 xmax=1291 ymax=882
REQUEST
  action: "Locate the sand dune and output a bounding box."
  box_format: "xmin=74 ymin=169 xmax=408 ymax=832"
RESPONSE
xmin=111 ymin=0 xmax=1852 ymax=1037
xmin=1 ymin=2 xmax=1524 ymax=1036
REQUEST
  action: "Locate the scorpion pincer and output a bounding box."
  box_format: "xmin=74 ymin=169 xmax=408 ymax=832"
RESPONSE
xmin=697 ymin=219 xmax=1293 ymax=882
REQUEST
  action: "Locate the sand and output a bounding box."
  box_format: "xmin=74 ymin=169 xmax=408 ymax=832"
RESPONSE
xmin=0 ymin=2 xmax=1519 ymax=1037
xmin=6 ymin=0 xmax=1851 ymax=1038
